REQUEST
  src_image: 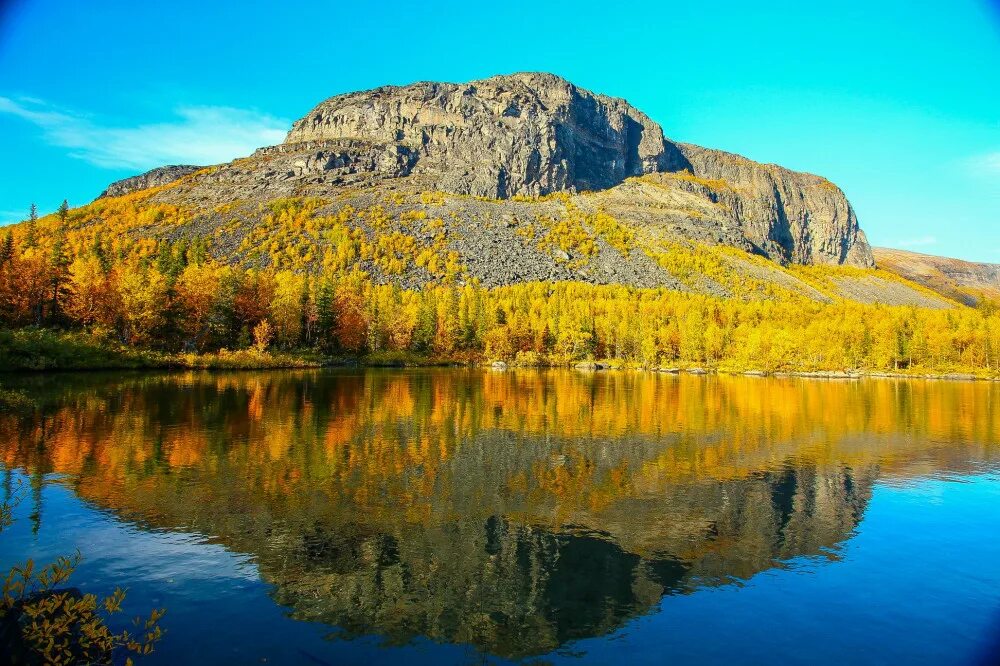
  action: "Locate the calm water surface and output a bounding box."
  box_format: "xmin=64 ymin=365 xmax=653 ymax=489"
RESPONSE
xmin=1 ymin=369 xmax=999 ymax=665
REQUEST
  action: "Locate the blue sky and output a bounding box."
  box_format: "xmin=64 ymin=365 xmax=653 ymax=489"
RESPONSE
xmin=1 ymin=0 xmax=998 ymax=261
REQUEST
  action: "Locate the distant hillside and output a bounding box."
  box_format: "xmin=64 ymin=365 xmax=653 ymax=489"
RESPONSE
xmin=874 ymin=248 xmax=1000 ymax=305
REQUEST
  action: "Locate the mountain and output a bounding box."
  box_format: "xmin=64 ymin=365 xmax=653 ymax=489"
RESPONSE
xmin=9 ymin=72 xmax=999 ymax=373
xmin=91 ymin=72 xmax=904 ymax=299
xmin=873 ymin=248 xmax=1000 ymax=305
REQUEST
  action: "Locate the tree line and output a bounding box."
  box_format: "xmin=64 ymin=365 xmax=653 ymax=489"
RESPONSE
xmin=2 ymin=200 xmax=999 ymax=374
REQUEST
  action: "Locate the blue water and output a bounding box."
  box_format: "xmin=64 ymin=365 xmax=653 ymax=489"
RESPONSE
xmin=1 ymin=370 xmax=998 ymax=665
xmin=551 ymin=477 xmax=1000 ymax=665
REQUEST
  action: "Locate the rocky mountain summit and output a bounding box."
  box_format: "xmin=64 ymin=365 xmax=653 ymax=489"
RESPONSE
xmin=95 ymin=73 xmax=886 ymax=294
xmin=285 ymin=72 xmax=686 ymax=198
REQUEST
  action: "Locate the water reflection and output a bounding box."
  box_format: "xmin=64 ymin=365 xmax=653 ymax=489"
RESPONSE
xmin=1 ymin=370 xmax=998 ymax=658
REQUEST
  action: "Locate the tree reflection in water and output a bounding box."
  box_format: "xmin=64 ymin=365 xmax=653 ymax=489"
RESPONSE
xmin=0 ymin=370 xmax=997 ymax=658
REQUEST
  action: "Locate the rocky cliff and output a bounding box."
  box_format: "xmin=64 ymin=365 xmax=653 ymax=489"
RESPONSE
xmin=278 ymin=73 xmax=873 ymax=267
xmin=93 ymin=73 xmax=880 ymax=291
xmin=679 ymin=144 xmax=872 ymax=266
xmin=285 ymin=72 xmax=687 ymax=198
xmin=99 ymin=164 xmax=203 ymax=198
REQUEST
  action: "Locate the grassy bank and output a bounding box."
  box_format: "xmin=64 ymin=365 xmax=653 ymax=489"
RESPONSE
xmin=0 ymin=328 xmax=488 ymax=373
xmin=0 ymin=328 xmax=167 ymax=370
xmin=0 ymin=328 xmax=481 ymax=373
xmin=362 ymin=350 xmax=477 ymax=367
xmin=2 ymin=328 xmax=997 ymax=380
xmin=0 ymin=328 xmax=322 ymax=372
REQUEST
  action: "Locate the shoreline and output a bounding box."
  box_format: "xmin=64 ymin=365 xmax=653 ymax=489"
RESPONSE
xmin=2 ymin=327 xmax=996 ymax=382
xmin=509 ymin=364 xmax=998 ymax=382
xmin=2 ymin=354 xmax=997 ymax=382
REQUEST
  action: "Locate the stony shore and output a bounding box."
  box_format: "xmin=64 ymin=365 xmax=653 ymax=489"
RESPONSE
xmin=488 ymin=359 xmax=995 ymax=382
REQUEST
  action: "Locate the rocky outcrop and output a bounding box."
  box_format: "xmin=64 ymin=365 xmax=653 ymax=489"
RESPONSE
xmin=252 ymin=139 xmax=418 ymax=180
xmin=679 ymin=144 xmax=874 ymax=267
xmin=282 ymin=72 xmax=872 ymax=266
xmin=286 ymin=72 xmax=689 ymax=199
xmin=99 ymin=164 xmax=202 ymax=198
xmin=94 ymin=72 xmax=878 ymax=273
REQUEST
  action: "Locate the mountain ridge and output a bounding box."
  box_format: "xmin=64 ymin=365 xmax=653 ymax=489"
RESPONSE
xmin=872 ymin=248 xmax=1000 ymax=305
xmin=93 ymin=71 xmax=877 ymax=286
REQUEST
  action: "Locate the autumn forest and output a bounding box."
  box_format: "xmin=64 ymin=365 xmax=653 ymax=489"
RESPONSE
xmin=2 ymin=188 xmax=999 ymax=376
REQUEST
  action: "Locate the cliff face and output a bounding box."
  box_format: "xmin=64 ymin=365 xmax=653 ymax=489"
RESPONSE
xmin=93 ymin=72 xmax=878 ymax=279
xmin=680 ymin=144 xmax=873 ymax=267
xmin=285 ymin=72 xmax=688 ymax=199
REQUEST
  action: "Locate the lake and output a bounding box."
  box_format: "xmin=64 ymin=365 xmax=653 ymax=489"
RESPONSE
xmin=1 ymin=369 xmax=999 ymax=665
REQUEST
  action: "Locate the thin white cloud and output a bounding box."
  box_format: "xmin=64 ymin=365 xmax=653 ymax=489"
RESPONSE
xmin=898 ymin=235 xmax=938 ymax=248
xmin=968 ymin=151 xmax=1000 ymax=177
xmin=0 ymin=209 xmax=28 ymax=225
xmin=0 ymin=96 xmax=288 ymax=171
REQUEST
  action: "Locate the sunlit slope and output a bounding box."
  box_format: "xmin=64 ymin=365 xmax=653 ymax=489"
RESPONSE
xmin=874 ymin=247 xmax=1000 ymax=305
xmin=8 ymin=180 xmax=951 ymax=308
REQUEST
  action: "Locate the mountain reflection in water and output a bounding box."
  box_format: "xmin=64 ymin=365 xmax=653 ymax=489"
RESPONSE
xmin=1 ymin=369 xmax=998 ymax=659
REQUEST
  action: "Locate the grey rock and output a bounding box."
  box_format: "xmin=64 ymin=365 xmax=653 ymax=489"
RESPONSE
xmin=99 ymin=165 xmax=203 ymax=198
xmin=286 ymin=72 xmax=688 ymax=199
xmin=279 ymin=72 xmax=873 ymax=267
xmin=252 ymin=140 xmax=417 ymax=179
xmin=678 ymin=144 xmax=874 ymax=267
